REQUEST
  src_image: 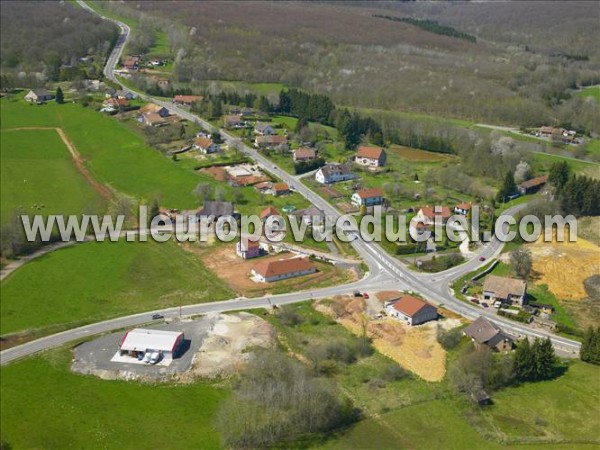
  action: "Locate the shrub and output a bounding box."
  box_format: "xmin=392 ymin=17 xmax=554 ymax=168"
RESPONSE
xmin=380 ymin=363 xmax=409 ymax=382
xmin=437 ymin=327 xmax=463 ymax=350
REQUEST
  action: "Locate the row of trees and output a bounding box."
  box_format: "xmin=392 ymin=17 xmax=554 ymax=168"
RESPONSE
xmin=550 ymin=161 xmax=600 ymax=217
xmin=580 ymin=327 xmax=600 ymax=365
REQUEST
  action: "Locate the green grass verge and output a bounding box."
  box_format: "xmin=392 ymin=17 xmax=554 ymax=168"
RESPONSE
xmin=1 ymin=239 xmax=233 ymax=336
xmin=0 ymin=348 xmax=227 ymax=449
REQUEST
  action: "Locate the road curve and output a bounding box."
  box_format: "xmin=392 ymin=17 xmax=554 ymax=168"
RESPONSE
xmin=0 ymin=2 xmax=581 ymax=365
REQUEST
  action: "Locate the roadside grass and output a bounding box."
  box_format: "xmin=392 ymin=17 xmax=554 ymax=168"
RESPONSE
xmin=0 ymin=128 xmax=107 ymax=224
xmin=0 ymin=239 xmax=233 ymax=337
xmin=0 ymin=347 xmax=228 ymax=450
xmin=533 ymin=152 xmax=600 ymax=180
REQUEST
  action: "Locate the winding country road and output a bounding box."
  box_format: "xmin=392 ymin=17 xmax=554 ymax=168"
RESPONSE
xmin=0 ymin=2 xmax=581 ymax=366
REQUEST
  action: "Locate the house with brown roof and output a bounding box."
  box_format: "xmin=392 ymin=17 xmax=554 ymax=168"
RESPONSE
xmin=223 ymin=114 xmax=243 ymax=128
xmin=415 ymin=206 xmax=452 ymax=225
xmin=463 ymin=316 xmax=514 ymax=352
xmin=194 ymin=137 xmax=219 ymax=154
xmin=236 ymin=237 xmax=261 ymax=260
xmin=454 ymin=202 xmax=473 ymax=215
xmin=251 ymin=258 xmax=316 ymax=282
xmin=255 ymin=135 xmax=287 ymax=149
xmin=140 ymin=103 xmax=170 ymax=117
xmin=272 ymin=183 xmax=290 ymax=196
xmin=103 ymin=97 xmax=130 ymax=109
xmin=518 ymin=175 xmax=548 ymax=195
xmin=384 ymin=295 xmax=438 ymax=326
xmin=123 ymin=55 xmax=140 ymax=70
xmin=254 ymin=181 xmax=273 ymax=193
xmin=173 ymin=95 xmax=202 ymax=106
xmin=142 ymin=112 xmax=167 ymax=127
xmin=351 ymin=187 xmax=384 ymax=207
xmin=260 ymin=206 xmax=280 ymax=222
xmin=482 ymin=275 xmax=527 ymax=306
xmin=293 ymin=147 xmax=316 ymax=162
xmin=355 ymin=146 xmax=386 ymax=168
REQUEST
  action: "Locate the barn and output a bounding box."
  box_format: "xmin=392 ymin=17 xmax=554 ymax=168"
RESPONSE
xmin=118 ymin=328 xmax=184 ymax=363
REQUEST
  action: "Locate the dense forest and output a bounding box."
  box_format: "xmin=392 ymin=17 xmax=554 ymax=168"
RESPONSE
xmin=0 ymin=1 xmax=118 ymax=84
xmin=102 ymin=0 xmax=598 ymax=133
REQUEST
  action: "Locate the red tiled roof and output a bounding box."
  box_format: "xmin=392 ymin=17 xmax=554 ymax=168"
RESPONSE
xmin=252 ymin=258 xmax=315 ymax=278
xmin=391 ymin=295 xmax=434 ymax=317
xmin=174 ymin=95 xmax=202 ymax=104
xmin=456 ymin=202 xmax=472 ymax=210
xmin=356 ymin=146 xmax=384 ymax=160
xmin=419 ymin=206 xmax=452 ymax=220
xmin=355 ymin=187 xmax=384 ymax=199
xmin=294 ymin=147 xmax=316 ymax=159
xmin=273 ymin=183 xmax=289 ymax=192
xmin=194 ymin=137 xmax=214 ymax=149
xmin=260 ymin=206 xmax=280 ymax=219
xmin=254 ymin=182 xmax=272 ymax=190
xmin=520 ymin=175 xmax=548 ymax=190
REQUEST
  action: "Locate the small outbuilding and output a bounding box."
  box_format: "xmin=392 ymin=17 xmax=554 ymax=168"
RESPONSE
xmin=119 ymin=328 xmax=184 ymax=363
xmin=385 ymin=295 xmax=438 ymax=326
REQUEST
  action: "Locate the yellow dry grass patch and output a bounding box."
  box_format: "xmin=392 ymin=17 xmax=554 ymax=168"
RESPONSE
xmin=315 ymin=296 xmax=447 ymax=382
xmin=526 ymin=234 xmax=600 ymax=300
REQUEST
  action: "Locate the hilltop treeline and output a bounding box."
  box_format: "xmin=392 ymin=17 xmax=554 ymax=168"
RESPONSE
xmin=1 ymin=2 xmax=118 ymax=82
xmin=373 ymin=15 xmax=477 ymax=43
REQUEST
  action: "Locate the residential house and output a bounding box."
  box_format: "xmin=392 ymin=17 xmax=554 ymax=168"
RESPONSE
xmin=115 ymin=89 xmax=134 ymax=100
xmin=290 ymin=205 xmax=325 ymax=227
xmin=414 ymin=206 xmax=452 ymax=225
xmin=236 ymin=237 xmax=261 ymax=260
xmin=24 ymin=88 xmax=53 ymax=104
xmin=140 ymin=103 xmax=170 ymax=117
xmin=454 ymin=202 xmax=473 ymax=215
xmin=272 ymin=183 xmax=290 ymax=196
xmin=351 ymin=187 xmax=385 ymax=207
xmin=223 ymin=114 xmax=243 ymax=128
xmin=315 ymin=164 xmax=357 ymax=184
xmin=518 ymin=175 xmax=548 ymax=195
xmin=103 ymin=97 xmax=129 ymax=109
xmin=355 ymin=146 xmax=387 ymax=168
xmin=173 ymin=95 xmax=202 ymax=106
xmin=194 ymin=137 xmax=220 ymax=154
xmin=123 ymin=56 xmax=140 ymax=70
xmin=254 ymin=122 xmax=275 ymax=135
xmin=463 ymin=316 xmax=514 ymax=352
xmin=384 ymin=295 xmax=438 ymax=326
xmin=251 ymin=258 xmax=316 ymax=283
xmin=482 ymin=275 xmax=527 ymax=306
xmin=142 ymin=112 xmax=166 ymax=127
xmin=255 ymin=135 xmax=287 ymax=149
xmin=254 ymin=181 xmax=273 ymax=194
xmin=196 ymin=201 xmax=234 ymax=221
xmin=260 ymin=206 xmax=280 ymax=222
xmin=293 ymin=147 xmax=316 ymax=162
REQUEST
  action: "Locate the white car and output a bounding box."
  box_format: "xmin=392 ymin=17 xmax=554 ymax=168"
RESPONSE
xmin=149 ymin=352 xmax=162 ymax=364
xmin=142 ymin=352 xmax=152 ymax=363
xmin=493 ymin=301 xmax=503 ymax=309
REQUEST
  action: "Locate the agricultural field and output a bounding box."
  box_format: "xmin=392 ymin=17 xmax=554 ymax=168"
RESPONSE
xmin=0 ymin=128 xmax=107 ymax=224
xmin=0 ymin=348 xmax=227 ymax=450
xmin=0 ymin=239 xmax=233 ymax=340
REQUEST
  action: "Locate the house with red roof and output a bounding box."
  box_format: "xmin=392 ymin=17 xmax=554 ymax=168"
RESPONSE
xmin=260 ymin=206 xmax=280 ymax=222
xmin=454 ymin=202 xmax=473 ymax=216
xmin=355 ymin=146 xmax=386 ymax=168
xmin=251 ymin=258 xmax=316 ymax=283
xmin=415 ymin=206 xmax=452 ymax=225
xmin=351 ymin=187 xmax=385 ymax=207
xmin=384 ymin=295 xmax=438 ymax=326
xmin=194 ymin=137 xmax=219 ymax=154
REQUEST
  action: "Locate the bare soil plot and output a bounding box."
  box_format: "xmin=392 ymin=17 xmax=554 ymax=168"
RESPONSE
xmin=199 ymin=166 xmax=228 ymax=181
xmin=315 ymin=294 xmax=460 ymax=382
xmin=391 ymin=145 xmax=453 ymax=162
xmin=525 ymin=235 xmax=600 ymax=300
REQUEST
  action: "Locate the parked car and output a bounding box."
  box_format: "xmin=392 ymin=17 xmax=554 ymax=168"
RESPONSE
xmin=494 ymin=301 xmax=503 ymax=308
xmin=143 ymin=352 xmax=152 ymax=363
xmin=151 ymin=313 xmax=164 ymax=320
xmin=149 ymin=352 xmax=162 ymax=364
xmin=353 ymin=290 xmax=363 ymax=297
xmin=363 ymin=293 xmax=370 ymax=299
xmin=479 ymin=256 xmax=486 ymax=261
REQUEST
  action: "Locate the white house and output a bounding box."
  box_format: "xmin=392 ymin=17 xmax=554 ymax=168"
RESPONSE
xmin=251 ymin=258 xmax=316 ymax=283
xmin=118 ymin=328 xmax=185 ymax=364
xmin=454 ymin=202 xmax=472 ymax=215
xmin=315 ymin=164 xmax=356 ymax=184
xmin=385 ymin=295 xmax=438 ymax=326
xmin=414 ymin=206 xmax=452 ymax=225
xmin=355 ymin=146 xmax=386 ymax=168
xmin=351 ymin=187 xmax=384 ymax=207
xmin=194 ymin=137 xmax=220 ymax=154
xmin=24 ymin=88 xmax=53 ymax=104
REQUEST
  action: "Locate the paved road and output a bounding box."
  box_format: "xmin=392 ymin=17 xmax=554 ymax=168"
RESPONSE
xmin=0 ymin=3 xmax=581 ymax=365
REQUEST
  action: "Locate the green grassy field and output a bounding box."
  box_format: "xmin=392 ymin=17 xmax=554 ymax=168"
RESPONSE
xmin=1 ymin=239 xmax=233 ymax=336
xmin=0 ymin=348 xmax=227 ymax=449
xmin=1 ymin=98 xmax=212 ymax=210
xmin=575 ymin=85 xmax=600 ymax=103
xmin=533 ymin=152 xmax=600 ymax=180
xmin=0 ymin=128 xmax=106 ymax=224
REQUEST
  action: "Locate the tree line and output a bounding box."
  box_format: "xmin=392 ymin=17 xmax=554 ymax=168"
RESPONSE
xmin=549 ymin=161 xmax=600 ymax=217
xmin=580 ymin=327 xmax=600 ymax=365
xmin=373 ymin=15 xmax=477 ymax=43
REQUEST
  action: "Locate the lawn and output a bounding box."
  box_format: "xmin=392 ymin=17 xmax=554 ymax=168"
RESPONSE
xmin=1 ymin=98 xmax=212 ymax=210
xmin=0 ymin=348 xmax=228 ymax=449
xmin=575 ymin=85 xmax=600 ymax=103
xmin=0 ymin=128 xmax=106 ymax=224
xmin=533 ymin=152 xmax=600 ymax=180
xmin=1 ymin=239 xmax=233 ymax=337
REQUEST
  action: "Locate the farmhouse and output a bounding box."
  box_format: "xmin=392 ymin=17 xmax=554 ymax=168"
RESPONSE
xmin=251 ymin=258 xmax=316 ymax=282
xmin=254 ymin=122 xmax=276 ymax=135
xmin=315 ymin=164 xmax=356 ymax=184
xmin=255 ymin=135 xmax=287 ymax=148
xmin=140 ymin=103 xmax=170 ymax=117
xmin=223 ymin=114 xmax=243 ymax=128
xmin=237 ymin=237 xmax=261 ymax=260
xmin=194 ymin=137 xmax=220 ymax=154
xmin=519 ymin=175 xmax=548 ymax=195
xmin=197 ymin=201 xmax=235 ymax=220
xmin=463 ymin=316 xmax=514 ymax=352
xmin=482 ymin=275 xmax=527 ymax=306
xmin=355 ymin=146 xmax=386 ymax=168
xmin=293 ymin=147 xmax=316 ymax=162
xmin=173 ymin=95 xmax=202 ymax=106
xmin=272 ymin=183 xmax=290 ymax=196
xmin=24 ymin=88 xmax=53 ymax=104
xmin=142 ymin=112 xmax=166 ymax=127
xmin=415 ymin=206 xmax=452 ymax=225
xmin=384 ymin=295 xmax=438 ymax=326
xmin=351 ymin=187 xmax=384 ymax=207
xmin=454 ymin=202 xmax=473 ymax=215
xmin=118 ymin=328 xmax=184 ymax=364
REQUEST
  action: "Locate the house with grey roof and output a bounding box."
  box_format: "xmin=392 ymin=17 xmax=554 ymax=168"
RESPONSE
xmin=463 ymin=316 xmax=514 ymax=352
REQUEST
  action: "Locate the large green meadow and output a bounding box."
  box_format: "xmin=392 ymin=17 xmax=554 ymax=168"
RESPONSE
xmin=1 ymin=128 xmax=106 ymax=223
xmin=1 ymin=239 xmax=233 ymax=337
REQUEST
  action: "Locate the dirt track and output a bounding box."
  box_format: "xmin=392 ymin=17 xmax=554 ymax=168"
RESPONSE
xmin=3 ymin=127 xmax=113 ymax=200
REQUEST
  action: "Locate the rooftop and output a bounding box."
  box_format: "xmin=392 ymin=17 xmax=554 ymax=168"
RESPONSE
xmin=252 ymin=258 xmax=316 ymax=278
